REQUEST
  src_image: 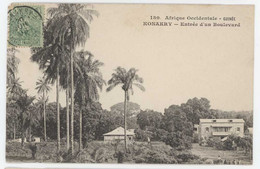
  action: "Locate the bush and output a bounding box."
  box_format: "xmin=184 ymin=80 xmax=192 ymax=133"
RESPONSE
xmin=134 ymin=149 xmax=177 ymax=164
xmin=175 ymin=152 xmax=200 ymax=163
xmin=152 ymin=129 xmax=168 ymax=141
xmin=6 ymin=141 xmax=205 ymax=164
xmin=214 ymin=140 xmax=224 ymax=150
xmin=134 ymin=129 xmax=150 ymax=141
xmin=223 ymin=140 xmax=233 ymax=150
xmin=192 ymin=133 xmax=199 ymax=143
xmin=164 ymin=132 xmax=192 ymax=150
xmin=206 ymin=137 xmax=222 ymax=149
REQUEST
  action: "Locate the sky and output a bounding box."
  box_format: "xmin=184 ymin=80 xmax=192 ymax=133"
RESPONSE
xmin=14 ymin=4 xmax=254 ymax=112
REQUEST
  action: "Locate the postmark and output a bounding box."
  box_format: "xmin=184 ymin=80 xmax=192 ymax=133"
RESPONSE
xmin=8 ymin=5 xmax=44 ymax=47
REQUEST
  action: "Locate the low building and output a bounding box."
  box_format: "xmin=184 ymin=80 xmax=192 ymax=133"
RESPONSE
xmin=103 ymin=127 xmax=135 ymax=142
xmin=198 ymin=119 xmax=244 ymax=143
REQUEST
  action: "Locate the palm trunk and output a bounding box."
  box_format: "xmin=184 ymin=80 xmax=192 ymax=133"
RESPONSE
xmin=70 ymin=23 xmax=75 ymax=155
xmin=66 ymin=87 xmax=70 ymax=151
xmin=123 ymin=91 xmax=128 ymax=153
xmin=21 ymin=115 xmax=24 ymax=147
xmin=79 ymin=106 xmax=82 ymax=152
xmin=56 ymin=67 xmax=60 ymax=152
xmin=28 ymin=123 xmax=32 ymax=142
xmin=13 ymin=121 xmax=16 ymax=140
xmin=21 ymin=127 xmax=24 ymax=147
xmin=43 ymin=91 xmax=47 ymax=141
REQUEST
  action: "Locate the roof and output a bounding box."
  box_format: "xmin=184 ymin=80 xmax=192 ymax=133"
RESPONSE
xmin=103 ymin=127 xmax=135 ymax=136
xmin=200 ymin=119 xmax=244 ymax=123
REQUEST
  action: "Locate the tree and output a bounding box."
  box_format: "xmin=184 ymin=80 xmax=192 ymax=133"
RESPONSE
xmin=107 ymin=67 xmax=145 ymax=153
xmin=7 ymin=77 xmax=23 ymax=101
xmin=31 ymin=20 xmax=71 ymax=151
xmin=16 ymin=93 xmax=35 ymax=146
xmin=137 ymin=109 xmax=162 ymax=131
xmin=31 ymin=37 xmax=65 ymax=152
xmin=36 ymin=77 xmax=51 ymax=141
xmin=48 ymin=4 xmax=99 ymax=154
xmin=162 ymin=105 xmax=193 ymax=150
xmin=181 ymin=97 xmax=215 ymax=125
xmin=7 ymin=48 xmax=20 ymax=87
xmin=6 ymin=100 xmax=20 ymax=140
xmin=26 ymin=103 xmax=41 ymax=142
xmin=6 ymin=48 xmax=22 ymax=141
xmin=110 ymin=102 xmax=140 ymax=117
xmin=74 ymin=51 xmax=105 ymax=151
xmin=45 ymin=102 xmax=59 ymax=140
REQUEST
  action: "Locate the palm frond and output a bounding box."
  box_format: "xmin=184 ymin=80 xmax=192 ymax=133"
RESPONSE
xmin=133 ymin=83 xmax=145 ymax=91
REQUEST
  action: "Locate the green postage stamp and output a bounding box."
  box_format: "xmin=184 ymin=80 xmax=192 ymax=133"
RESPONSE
xmin=8 ymin=4 xmax=44 ymax=47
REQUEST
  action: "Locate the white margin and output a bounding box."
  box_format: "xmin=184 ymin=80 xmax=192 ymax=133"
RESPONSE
xmin=0 ymin=0 xmax=259 ymax=169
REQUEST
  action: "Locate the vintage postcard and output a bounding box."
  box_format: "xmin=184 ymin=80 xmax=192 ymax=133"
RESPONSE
xmin=6 ymin=3 xmax=254 ymax=164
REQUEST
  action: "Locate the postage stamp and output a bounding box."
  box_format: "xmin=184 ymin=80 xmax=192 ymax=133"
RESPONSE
xmin=8 ymin=4 xmax=44 ymax=47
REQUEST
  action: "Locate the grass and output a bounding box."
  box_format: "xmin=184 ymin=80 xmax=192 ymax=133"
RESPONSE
xmin=190 ymin=143 xmax=252 ymax=164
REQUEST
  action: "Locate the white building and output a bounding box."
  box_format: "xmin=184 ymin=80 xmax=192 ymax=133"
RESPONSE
xmin=103 ymin=127 xmax=135 ymax=142
xmin=198 ymin=119 xmax=245 ymax=143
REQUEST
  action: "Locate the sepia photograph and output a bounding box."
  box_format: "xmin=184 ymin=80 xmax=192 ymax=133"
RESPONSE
xmin=5 ymin=3 xmax=254 ymax=164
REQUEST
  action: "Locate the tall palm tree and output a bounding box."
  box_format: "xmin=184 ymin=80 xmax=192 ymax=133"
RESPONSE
xmin=47 ymin=4 xmax=99 ymax=154
xmin=36 ymin=77 xmax=51 ymax=141
xmin=74 ymin=51 xmax=105 ymax=151
xmin=106 ymin=67 xmax=145 ymax=153
xmin=6 ymin=48 xmax=23 ymax=141
xmin=60 ymin=62 xmax=71 ymax=151
xmin=31 ymin=30 xmax=67 ymax=152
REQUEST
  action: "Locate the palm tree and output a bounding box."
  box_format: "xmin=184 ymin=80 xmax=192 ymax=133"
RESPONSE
xmin=106 ymin=67 xmax=145 ymax=153
xmin=31 ymin=31 xmax=67 ymax=151
xmin=47 ymin=4 xmax=99 ymax=154
xmin=36 ymin=77 xmax=51 ymax=141
xmin=7 ymin=48 xmax=19 ymax=87
xmin=6 ymin=100 xmax=20 ymax=140
xmin=6 ymin=49 xmax=22 ymax=142
xmin=74 ymin=51 xmax=105 ymax=151
xmin=7 ymin=77 xmax=24 ymax=100
xmin=16 ymin=93 xmax=35 ymax=146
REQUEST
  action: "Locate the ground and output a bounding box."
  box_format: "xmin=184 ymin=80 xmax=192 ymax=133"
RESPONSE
xmin=190 ymin=143 xmax=252 ymax=164
xmin=6 ymin=141 xmax=252 ymax=164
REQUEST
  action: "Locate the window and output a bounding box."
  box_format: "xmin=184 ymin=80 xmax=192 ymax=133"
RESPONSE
xmin=237 ymin=127 xmax=240 ymax=132
xmin=206 ymin=127 xmax=209 ymax=132
xmin=229 ymin=120 xmax=233 ymax=122
xmin=213 ymin=120 xmax=216 ymax=122
xmin=224 ymin=127 xmax=230 ymax=132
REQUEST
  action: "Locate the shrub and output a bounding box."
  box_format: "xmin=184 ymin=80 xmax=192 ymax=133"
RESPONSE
xmin=134 ymin=149 xmax=177 ymax=164
xmin=175 ymin=152 xmax=200 ymax=163
xmin=164 ymin=132 xmax=192 ymax=150
xmin=206 ymin=137 xmax=222 ymax=149
xmin=135 ymin=129 xmax=150 ymax=141
xmin=223 ymin=137 xmax=234 ymax=150
xmin=214 ymin=140 xmax=224 ymax=150
xmin=152 ymin=129 xmax=168 ymax=141
xmin=192 ymin=133 xmax=199 ymax=143
xmin=6 ymin=141 xmax=205 ymax=164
